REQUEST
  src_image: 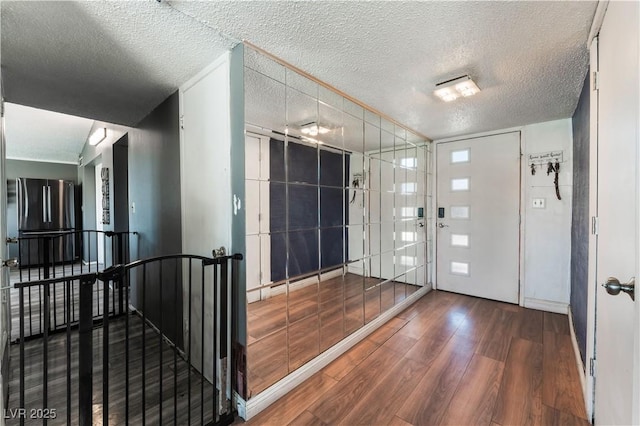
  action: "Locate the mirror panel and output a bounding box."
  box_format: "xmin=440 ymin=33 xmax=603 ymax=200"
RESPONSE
xmin=244 ymin=45 xmax=432 ymax=397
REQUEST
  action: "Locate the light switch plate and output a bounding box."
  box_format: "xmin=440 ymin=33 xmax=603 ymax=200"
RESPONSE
xmin=532 ymin=198 xmax=545 ymax=209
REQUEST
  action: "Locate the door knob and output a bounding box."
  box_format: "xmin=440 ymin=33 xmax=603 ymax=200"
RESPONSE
xmin=1 ymin=258 xmax=19 ymax=268
xmin=437 ymin=223 xmax=449 ymax=228
xmin=602 ymin=277 xmax=635 ymax=301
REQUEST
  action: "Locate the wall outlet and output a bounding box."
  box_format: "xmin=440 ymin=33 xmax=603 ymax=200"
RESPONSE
xmin=532 ymin=198 xmax=546 ymax=209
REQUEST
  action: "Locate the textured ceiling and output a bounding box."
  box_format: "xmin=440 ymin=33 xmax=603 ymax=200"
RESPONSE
xmin=1 ymin=1 xmax=596 ymax=140
xmin=1 ymin=1 xmax=236 ymax=126
xmin=4 ymin=103 xmax=94 ymax=164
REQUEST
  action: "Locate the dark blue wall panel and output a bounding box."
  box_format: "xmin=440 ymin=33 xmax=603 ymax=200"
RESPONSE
xmin=570 ymin=71 xmax=590 ymax=367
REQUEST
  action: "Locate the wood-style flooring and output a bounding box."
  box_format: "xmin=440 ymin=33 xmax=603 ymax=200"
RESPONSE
xmin=6 ymin=313 xmax=219 ymax=426
xmin=245 ymin=290 xmax=589 ymax=426
xmin=247 ymin=273 xmax=420 ymax=396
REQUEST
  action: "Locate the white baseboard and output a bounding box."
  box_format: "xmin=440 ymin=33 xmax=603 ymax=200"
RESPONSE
xmin=240 ymin=283 xmax=432 ymax=420
xmin=523 ymin=297 xmax=569 ymax=314
xmin=568 ymin=309 xmax=593 ymax=423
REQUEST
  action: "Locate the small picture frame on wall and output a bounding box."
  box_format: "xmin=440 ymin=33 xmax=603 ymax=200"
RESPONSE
xmin=101 ymin=167 xmax=111 ymax=224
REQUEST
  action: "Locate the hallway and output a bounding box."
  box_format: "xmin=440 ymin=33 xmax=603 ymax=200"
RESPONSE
xmin=246 ymin=290 xmax=588 ymax=425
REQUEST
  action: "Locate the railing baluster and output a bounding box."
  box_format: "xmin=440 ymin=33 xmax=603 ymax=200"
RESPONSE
xmin=19 ymin=287 xmax=25 ymax=426
xmin=118 ymin=235 xmax=124 ymax=314
xmin=142 ymin=263 xmax=146 ymax=425
xmin=213 ymin=263 xmax=219 ymax=423
xmin=174 ymin=258 xmax=178 ymax=424
xmin=158 ymin=261 xmax=163 ymax=425
xmin=201 ymin=262 xmax=205 ymax=424
xmin=79 ymin=275 xmax=95 ymax=426
xmin=125 ymin=268 xmax=130 ymax=425
xmin=103 ymin=275 xmax=110 ymax=425
xmin=28 ymin=283 xmax=33 ymax=337
xmin=66 ymin=279 xmax=72 ymax=425
xmin=188 ymin=258 xmax=193 ymax=425
xmin=43 ymin=283 xmax=50 ymax=425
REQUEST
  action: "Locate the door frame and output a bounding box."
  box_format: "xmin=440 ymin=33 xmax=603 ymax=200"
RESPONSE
xmin=584 ymin=2 xmax=640 ymax=422
xmin=433 ymin=129 xmax=524 ymax=304
xmin=582 ymin=0 xmax=640 ymax=424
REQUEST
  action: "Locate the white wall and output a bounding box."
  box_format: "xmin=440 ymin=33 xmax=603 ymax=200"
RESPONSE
xmin=435 ymin=118 xmax=573 ymax=312
xmin=522 ymin=119 xmax=573 ymax=312
xmin=179 ymin=52 xmax=232 ymax=379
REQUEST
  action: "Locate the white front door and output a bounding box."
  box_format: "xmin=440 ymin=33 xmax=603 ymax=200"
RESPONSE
xmin=436 ymin=132 xmax=520 ymax=303
xmin=593 ymin=2 xmax=640 ymax=424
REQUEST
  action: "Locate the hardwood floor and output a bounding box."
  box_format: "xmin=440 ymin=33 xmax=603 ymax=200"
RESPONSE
xmin=6 ymin=313 xmax=219 ymax=425
xmin=245 ymin=291 xmax=589 ymax=426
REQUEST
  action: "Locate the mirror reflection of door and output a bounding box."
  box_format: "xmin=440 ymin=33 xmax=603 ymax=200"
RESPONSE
xmin=94 ymin=162 xmax=104 ymax=266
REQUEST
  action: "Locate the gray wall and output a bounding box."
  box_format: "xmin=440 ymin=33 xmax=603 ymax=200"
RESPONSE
xmin=128 ymin=91 xmax=183 ymax=345
xmin=5 ymin=159 xmax=78 ymax=258
xmin=570 ymin=71 xmax=590 ymax=366
xmin=230 ymin=44 xmax=247 ymax=397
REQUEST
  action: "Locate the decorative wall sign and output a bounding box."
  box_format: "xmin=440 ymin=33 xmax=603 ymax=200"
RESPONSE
xmin=101 ymin=167 xmax=110 ymax=224
xmin=528 ymin=150 xmax=564 ymax=165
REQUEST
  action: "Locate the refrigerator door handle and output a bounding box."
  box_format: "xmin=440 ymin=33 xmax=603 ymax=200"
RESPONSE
xmin=18 ymin=180 xmax=26 ymax=224
xmin=43 ymin=186 xmax=47 ymax=223
xmin=47 ymin=186 xmax=52 ymax=223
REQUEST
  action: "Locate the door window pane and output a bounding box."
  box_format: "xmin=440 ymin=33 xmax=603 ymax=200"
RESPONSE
xmin=450 ymin=205 xmax=470 ymax=219
xmin=451 ymin=149 xmax=470 ymax=163
xmin=451 ymin=234 xmax=469 ymax=247
xmin=451 ymin=178 xmax=469 ymax=191
xmin=451 ymin=261 xmax=470 ymax=276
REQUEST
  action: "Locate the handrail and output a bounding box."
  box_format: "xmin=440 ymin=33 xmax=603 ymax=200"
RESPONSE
xmin=13 ymin=273 xmax=97 ymax=289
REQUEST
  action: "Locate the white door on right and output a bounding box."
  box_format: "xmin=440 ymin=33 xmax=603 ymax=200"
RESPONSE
xmin=436 ymin=132 xmax=520 ymax=303
xmin=593 ymin=1 xmax=639 ymax=424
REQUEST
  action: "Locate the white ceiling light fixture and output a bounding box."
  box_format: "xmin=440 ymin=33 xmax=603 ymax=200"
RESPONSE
xmin=434 ymin=75 xmax=481 ymax=102
xmin=89 ymin=127 xmax=107 ymax=146
xmin=300 ymin=122 xmax=330 ymax=136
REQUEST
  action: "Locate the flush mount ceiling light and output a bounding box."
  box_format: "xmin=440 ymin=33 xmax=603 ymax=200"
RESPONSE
xmin=434 ymin=75 xmax=481 ymax=102
xmin=89 ymin=127 xmax=107 ymax=146
xmin=300 ymin=122 xmax=330 ymax=136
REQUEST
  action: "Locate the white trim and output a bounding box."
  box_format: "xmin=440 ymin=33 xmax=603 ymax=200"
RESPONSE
xmin=523 ymin=297 xmax=568 ymax=314
xmin=568 ymin=309 xmax=589 ymax=420
xmin=240 ymin=283 xmax=432 ymax=420
xmin=584 ymin=35 xmax=599 ymax=423
xmin=5 ymin=156 xmax=79 ymax=165
xmin=588 ymin=1 xmax=609 ymax=46
xmin=634 ymin=6 xmax=640 ymax=422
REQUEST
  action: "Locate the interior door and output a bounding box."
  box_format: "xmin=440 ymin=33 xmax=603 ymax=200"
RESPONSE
xmin=436 ymin=132 xmax=520 ymax=303
xmin=593 ymin=2 xmax=640 ymax=424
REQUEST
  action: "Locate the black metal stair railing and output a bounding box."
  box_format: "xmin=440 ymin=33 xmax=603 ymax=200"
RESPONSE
xmin=8 ymin=230 xmax=136 ymax=341
xmin=7 ymin=251 xmax=241 ymax=426
xmin=13 ymin=230 xmax=137 ymax=282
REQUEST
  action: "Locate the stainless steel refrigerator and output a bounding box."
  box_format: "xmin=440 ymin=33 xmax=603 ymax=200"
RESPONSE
xmin=17 ymin=178 xmax=76 ymax=267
